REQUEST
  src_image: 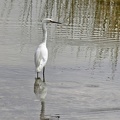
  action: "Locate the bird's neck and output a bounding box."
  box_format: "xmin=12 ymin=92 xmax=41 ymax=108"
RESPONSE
xmin=42 ymin=22 xmax=47 ymax=44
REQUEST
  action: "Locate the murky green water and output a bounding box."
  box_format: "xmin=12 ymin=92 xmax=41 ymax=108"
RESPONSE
xmin=0 ymin=0 xmax=120 ymax=120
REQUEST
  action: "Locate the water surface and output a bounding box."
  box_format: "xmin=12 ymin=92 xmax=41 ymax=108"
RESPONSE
xmin=0 ymin=0 xmax=120 ymax=120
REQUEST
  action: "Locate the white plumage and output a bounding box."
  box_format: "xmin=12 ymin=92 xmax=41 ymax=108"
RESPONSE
xmin=34 ymin=18 xmax=61 ymax=81
xmin=34 ymin=43 xmax=48 ymax=72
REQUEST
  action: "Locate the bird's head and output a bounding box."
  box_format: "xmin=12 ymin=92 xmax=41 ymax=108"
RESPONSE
xmin=42 ymin=18 xmax=61 ymax=24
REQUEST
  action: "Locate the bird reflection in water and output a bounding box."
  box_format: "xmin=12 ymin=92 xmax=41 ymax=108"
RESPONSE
xmin=34 ymin=77 xmax=47 ymax=102
xmin=34 ymin=77 xmax=60 ymax=120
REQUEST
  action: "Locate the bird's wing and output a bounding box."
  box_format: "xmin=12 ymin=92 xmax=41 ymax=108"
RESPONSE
xmin=34 ymin=44 xmax=48 ymax=72
xmin=34 ymin=48 xmax=41 ymax=68
xmin=39 ymin=47 xmax=48 ymax=67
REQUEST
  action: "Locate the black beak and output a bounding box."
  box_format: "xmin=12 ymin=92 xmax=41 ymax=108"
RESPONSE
xmin=51 ymin=21 xmax=62 ymax=24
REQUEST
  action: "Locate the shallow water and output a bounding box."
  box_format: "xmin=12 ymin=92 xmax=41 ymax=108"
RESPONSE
xmin=0 ymin=0 xmax=120 ymax=120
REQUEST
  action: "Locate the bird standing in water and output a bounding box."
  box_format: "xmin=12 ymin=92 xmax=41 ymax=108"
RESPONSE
xmin=34 ymin=18 xmax=61 ymax=81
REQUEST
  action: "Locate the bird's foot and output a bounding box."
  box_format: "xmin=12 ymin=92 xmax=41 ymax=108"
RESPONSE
xmin=35 ymin=77 xmax=40 ymax=79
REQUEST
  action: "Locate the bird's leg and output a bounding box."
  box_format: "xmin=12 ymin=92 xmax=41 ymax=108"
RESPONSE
xmin=43 ymin=67 xmax=45 ymax=82
xmin=37 ymin=72 xmax=39 ymax=79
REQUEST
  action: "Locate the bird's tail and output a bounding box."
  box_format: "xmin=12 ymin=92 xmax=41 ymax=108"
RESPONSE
xmin=36 ymin=65 xmax=43 ymax=72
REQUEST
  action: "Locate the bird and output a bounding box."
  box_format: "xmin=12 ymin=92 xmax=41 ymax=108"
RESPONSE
xmin=34 ymin=18 xmax=61 ymax=82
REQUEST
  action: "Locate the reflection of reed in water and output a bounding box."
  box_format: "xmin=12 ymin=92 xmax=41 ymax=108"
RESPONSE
xmin=0 ymin=0 xmax=119 ymax=39
xmin=94 ymin=0 xmax=120 ymax=39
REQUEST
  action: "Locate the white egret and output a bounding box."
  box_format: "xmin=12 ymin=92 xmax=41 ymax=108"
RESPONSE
xmin=34 ymin=18 xmax=61 ymax=81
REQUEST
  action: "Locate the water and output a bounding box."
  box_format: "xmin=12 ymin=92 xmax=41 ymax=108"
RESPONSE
xmin=0 ymin=0 xmax=120 ymax=120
